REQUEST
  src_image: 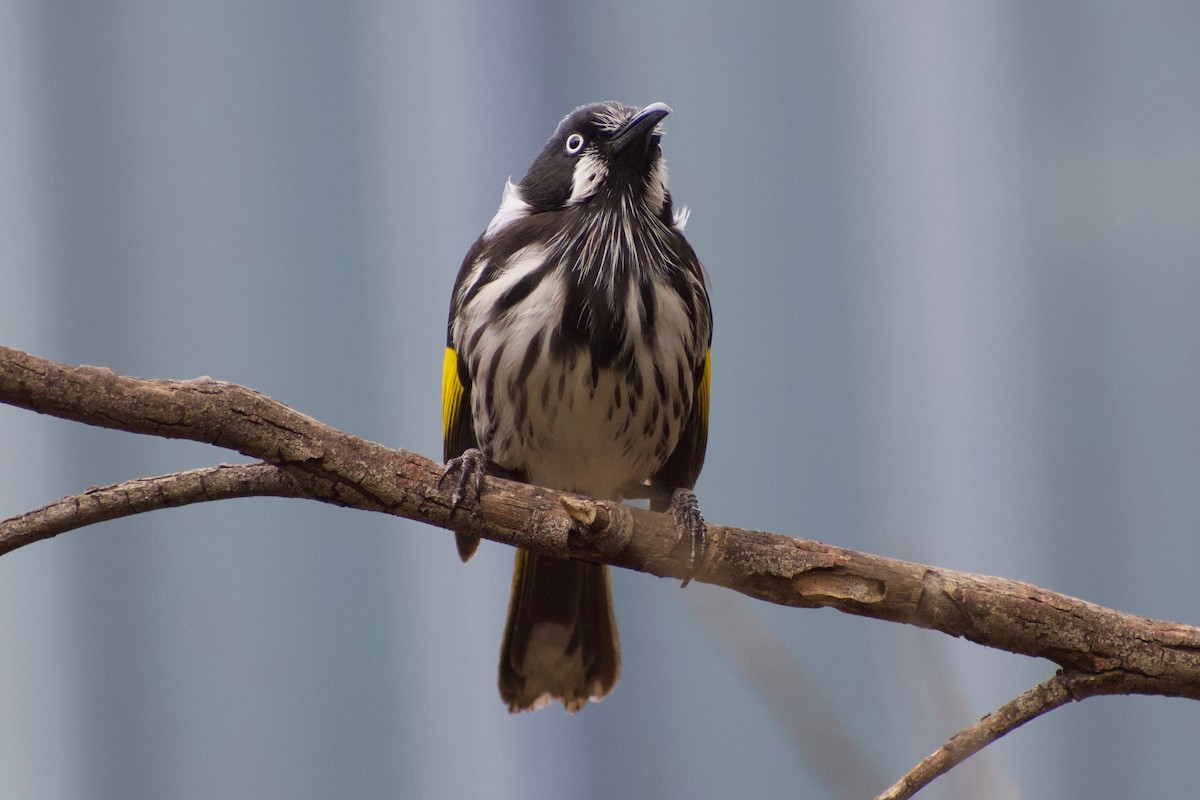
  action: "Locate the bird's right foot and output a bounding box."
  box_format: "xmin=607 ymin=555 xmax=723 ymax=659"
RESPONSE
xmin=667 ymin=488 xmax=708 ymax=588
xmin=441 ymin=448 xmax=488 ymax=562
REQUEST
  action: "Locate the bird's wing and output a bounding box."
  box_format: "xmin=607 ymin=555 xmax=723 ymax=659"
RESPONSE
xmin=647 ymin=348 xmax=711 ymax=511
xmin=442 ymin=344 xmax=483 ymax=561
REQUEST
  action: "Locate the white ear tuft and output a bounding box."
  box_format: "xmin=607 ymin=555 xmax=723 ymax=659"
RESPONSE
xmin=484 ymin=179 xmax=532 ymax=239
xmin=673 ymin=206 xmax=690 ymax=231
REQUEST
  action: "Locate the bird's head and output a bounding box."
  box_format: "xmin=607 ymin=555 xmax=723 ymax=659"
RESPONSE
xmin=517 ymin=101 xmax=673 ymax=216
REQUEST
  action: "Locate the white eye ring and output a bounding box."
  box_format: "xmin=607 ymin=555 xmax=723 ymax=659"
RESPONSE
xmin=564 ymin=133 xmax=585 ymax=155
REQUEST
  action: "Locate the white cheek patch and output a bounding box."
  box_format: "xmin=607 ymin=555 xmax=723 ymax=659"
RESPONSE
xmin=566 ymin=152 xmax=607 ymax=206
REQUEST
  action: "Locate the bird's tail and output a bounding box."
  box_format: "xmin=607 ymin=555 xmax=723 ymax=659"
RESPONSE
xmin=498 ymin=550 xmax=620 ymax=713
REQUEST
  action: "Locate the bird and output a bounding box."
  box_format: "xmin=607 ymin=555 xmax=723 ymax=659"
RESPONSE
xmin=441 ymin=101 xmax=712 ymax=712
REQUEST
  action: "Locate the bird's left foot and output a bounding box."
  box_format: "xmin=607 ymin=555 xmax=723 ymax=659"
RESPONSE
xmin=667 ymin=488 xmax=707 ymax=587
xmin=440 ymin=447 xmax=487 ymax=514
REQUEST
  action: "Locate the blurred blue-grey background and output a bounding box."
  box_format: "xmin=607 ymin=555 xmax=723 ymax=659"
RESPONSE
xmin=3 ymin=2 xmax=1199 ymax=798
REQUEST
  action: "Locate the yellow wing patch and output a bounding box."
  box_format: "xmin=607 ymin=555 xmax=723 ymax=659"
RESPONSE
xmin=696 ymin=349 xmax=711 ymax=429
xmin=442 ymin=346 xmax=465 ymax=441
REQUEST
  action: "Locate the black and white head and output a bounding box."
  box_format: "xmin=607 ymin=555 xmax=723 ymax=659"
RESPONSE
xmin=485 ymin=101 xmax=682 ymax=237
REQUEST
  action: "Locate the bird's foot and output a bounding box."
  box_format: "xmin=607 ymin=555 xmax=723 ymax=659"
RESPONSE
xmin=440 ymin=447 xmax=487 ymax=514
xmin=667 ymin=488 xmax=707 ymax=587
xmin=440 ymin=448 xmax=488 ymax=562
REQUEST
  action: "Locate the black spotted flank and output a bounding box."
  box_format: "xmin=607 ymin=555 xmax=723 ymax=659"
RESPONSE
xmin=655 ymin=420 xmax=671 ymax=459
xmin=516 ymin=330 xmax=544 ymax=386
xmin=654 ymin=364 xmax=667 ymax=400
xmin=483 ymin=342 xmax=505 ymax=414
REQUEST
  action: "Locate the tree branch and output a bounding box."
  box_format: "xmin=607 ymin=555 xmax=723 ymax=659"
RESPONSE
xmin=0 ymin=462 xmax=304 ymax=552
xmin=3 ymin=344 xmax=1199 ymax=691
xmin=4 ymin=344 xmax=1200 ymax=794
xmin=876 ymin=670 xmax=1100 ymax=800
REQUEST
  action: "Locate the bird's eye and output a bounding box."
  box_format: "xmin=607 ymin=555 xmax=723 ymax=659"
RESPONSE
xmin=564 ymin=133 xmax=585 ymax=155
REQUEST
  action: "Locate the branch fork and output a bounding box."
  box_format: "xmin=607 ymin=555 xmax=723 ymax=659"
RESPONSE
xmin=3 ymin=343 xmax=1199 ymax=798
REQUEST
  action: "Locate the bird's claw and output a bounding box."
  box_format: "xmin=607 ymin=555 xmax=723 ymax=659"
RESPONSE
xmin=667 ymin=488 xmax=707 ymax=587
xmin=440 ymin=447 xmax=487 ymax=514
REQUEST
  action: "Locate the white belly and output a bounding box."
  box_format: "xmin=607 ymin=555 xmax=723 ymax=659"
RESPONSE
xmin=458 ymin=275 xmax=700 ymax=501
xmin=456 ymin=251 xmax=698 ymax=499
xmin=486 ymin=352 xmax=674 ymax=498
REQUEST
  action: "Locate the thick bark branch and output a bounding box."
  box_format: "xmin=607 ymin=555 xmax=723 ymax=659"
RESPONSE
xmin=5 ymin=343 xmax=1200 ymax=797
xmin=3 ymin=344 xmax=1199 ymax=702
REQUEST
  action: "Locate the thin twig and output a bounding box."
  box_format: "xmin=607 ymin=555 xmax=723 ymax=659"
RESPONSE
xmin=0 ymin=462 xmax=304 ymax=553
xmin=876 ymin=672 xmax=1095 ymax=800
